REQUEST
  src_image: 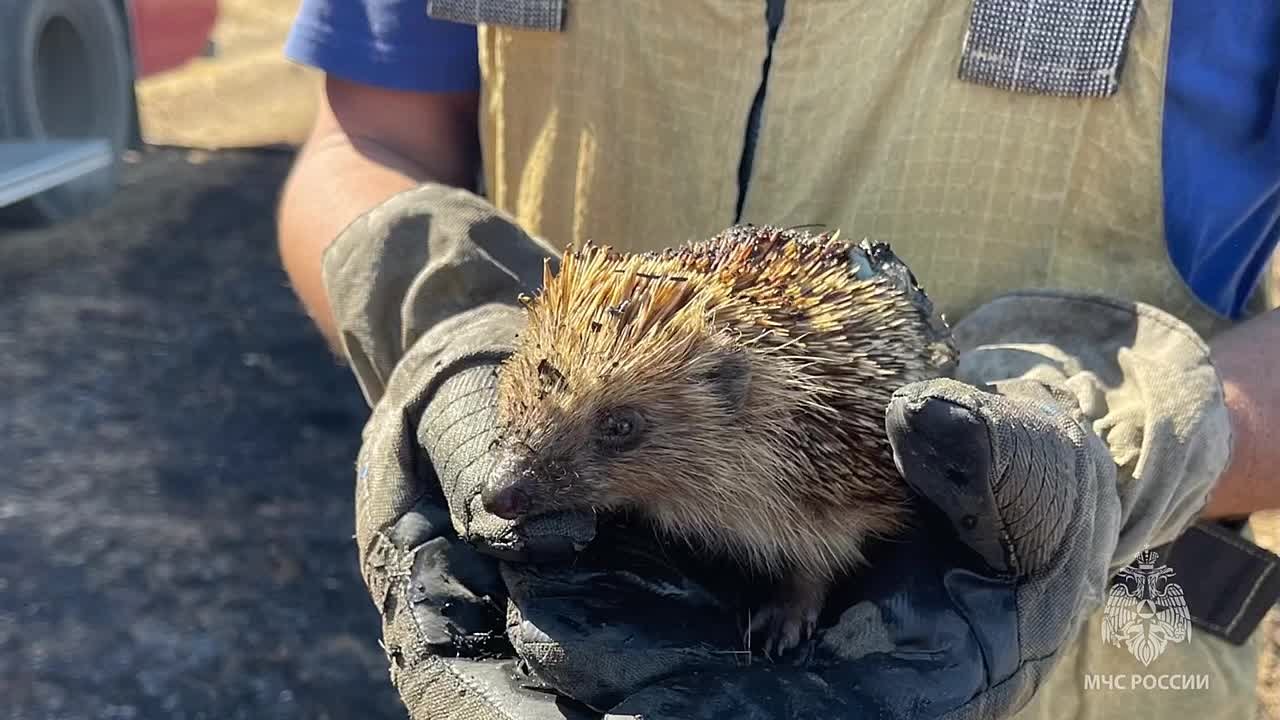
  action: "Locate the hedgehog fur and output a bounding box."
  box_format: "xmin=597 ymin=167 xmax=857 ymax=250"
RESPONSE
xmin=488 ymin=224 xmax=958 ymax=654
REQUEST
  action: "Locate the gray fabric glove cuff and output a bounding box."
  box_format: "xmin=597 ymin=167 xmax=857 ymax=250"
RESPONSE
xmin=320 ymin=182 xmax=560 ymax=407
xmin=950 ymin=289 xmax=1233 ymax=572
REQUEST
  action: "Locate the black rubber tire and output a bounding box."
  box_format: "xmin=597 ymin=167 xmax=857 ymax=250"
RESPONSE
xmin=0 ymin=0 xmax=134 ymax=225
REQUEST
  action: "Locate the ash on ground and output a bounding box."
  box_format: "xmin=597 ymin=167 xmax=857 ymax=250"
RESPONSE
xmin=0 ymin=147 xmax=400 ymax=720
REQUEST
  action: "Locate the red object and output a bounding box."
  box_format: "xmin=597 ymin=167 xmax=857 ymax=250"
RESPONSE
xmin=129 ymin=0 xmax=220 ymax=78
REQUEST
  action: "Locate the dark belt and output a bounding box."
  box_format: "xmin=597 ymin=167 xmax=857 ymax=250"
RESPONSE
xmin=1134 ymin=519 xmax=1280 ymax=645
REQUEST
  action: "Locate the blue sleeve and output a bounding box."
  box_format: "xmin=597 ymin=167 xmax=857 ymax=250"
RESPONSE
xmin=283 ymin=0 xmax=480 ymax=92
xmin=1162 ymin=0 xmax=1280 ymax=319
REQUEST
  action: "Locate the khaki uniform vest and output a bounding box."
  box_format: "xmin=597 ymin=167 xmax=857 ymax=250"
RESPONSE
xmin=470 ymin=1 xmax=1269 ymax=717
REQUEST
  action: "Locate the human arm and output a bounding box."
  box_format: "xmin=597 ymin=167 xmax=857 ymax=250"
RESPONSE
xmin=276 ymin=0 xmax=483 ymax=348
xmin=278 ymin=2 xmax=593 ymax=548
xmin=1202 ymin=305 xmax=1280 ymax=519
xmin=276 ymin=76 xmax=480 ymax=349
xmin=274 ymin=6 xmax=596 ymax=716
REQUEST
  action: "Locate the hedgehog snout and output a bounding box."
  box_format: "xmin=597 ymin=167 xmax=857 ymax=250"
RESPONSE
xmin=481 ymin=456 xmax=533 ymax=520
xmin=482 ymin=447 xmax=554 ymax=520
xmin=482 ymin=481 xmax=530 ymax=520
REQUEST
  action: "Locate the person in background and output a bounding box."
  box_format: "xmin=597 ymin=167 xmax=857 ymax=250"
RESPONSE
xmin=276 ymin=2 xmax=1280 ymax=718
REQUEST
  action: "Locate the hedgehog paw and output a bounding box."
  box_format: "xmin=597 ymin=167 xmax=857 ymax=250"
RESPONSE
xmin=747 ymin=577 xmax=826 ymax=659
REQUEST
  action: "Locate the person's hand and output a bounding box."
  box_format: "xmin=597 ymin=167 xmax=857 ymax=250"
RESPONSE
xmin=322 ymin=184 xmax=608 ymax=717
xmin=811 ymin=373 xmax=1124 ymax=719
xmin=496 ymin=373 xmax=1120 ymax=719
xmin=326 ymin=183 xmax=596 ymax=556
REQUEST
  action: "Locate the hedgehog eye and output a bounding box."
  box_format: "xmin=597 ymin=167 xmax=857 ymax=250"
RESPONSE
xmin=597 ymin=407 xmax=645 ymax=452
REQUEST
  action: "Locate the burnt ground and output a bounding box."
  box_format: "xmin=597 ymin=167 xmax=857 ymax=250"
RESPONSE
xmin=0 ymin=147 xmax=401 ymax=720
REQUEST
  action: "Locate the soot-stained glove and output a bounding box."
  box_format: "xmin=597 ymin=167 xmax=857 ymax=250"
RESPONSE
xmin=497 ymin=290 xmax=1232 ymax=719
xmin=829 ymin=290 xmax=1232 ymax=719
xmin=495 ymin=376 xmax=1112 ymax=719
xmin=322 ymin=184 xmax=600 ymax=719
xmin=324 ymin=183 xmax=597 ymax=561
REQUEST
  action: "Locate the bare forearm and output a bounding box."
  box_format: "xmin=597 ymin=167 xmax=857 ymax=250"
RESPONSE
xmin=276 ymin=77 xmax=480 ymax=349
xmin=277 ymin=134 xmax=430 ymax=348
xmin=1200 ymin=306 xmax=1280 ymax=518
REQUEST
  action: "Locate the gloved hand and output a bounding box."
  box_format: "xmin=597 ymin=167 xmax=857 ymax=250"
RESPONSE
xmin=583 ymin=372 xmax=1124 ymax=719
xmin=501 ymin=375 xmax=1114 ymax=719
xmin=323 ymin=184 xmax=603 ymax=718
xmin=326 ymin=184 xmax=597 ymax=562
xmin=325 ymin=181 xmax=1231 ymax=719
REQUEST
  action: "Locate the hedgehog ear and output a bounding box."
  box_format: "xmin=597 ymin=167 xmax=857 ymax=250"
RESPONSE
xmin=700 ymin=348 xmax=751 ymax=415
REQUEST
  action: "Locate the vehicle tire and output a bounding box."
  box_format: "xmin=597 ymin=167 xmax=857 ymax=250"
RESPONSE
xmin=0 ymin=0 xmax=134 ymax=225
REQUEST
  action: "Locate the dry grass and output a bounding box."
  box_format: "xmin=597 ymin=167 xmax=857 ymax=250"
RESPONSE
xmin=135 ymin=0 xmax=319 ymax=149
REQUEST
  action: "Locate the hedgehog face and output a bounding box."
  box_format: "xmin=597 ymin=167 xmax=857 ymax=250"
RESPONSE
xmin=474 ymin=229 xmax=947 ymax=580
xmin=486 ymin=332 xmax=756 ymax=521
xmin=483 ymin=235 xmax=869 ymax=525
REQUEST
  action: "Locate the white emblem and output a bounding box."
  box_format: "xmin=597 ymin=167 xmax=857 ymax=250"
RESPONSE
xmin=1101 ymin=549 xmax=1192 ymax=666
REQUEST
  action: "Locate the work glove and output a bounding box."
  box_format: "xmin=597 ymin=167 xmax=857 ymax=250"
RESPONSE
xmin=326 ymin=183 xmax=597 ymax=562
xmin=323 ymin=184 xmax=1231 ymax=719
xmin=323 ymin=184 xmax=605 ymax=717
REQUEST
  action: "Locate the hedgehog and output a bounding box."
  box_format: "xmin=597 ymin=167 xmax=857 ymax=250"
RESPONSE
xmin=483 ymin=224 xmax=958 ymax=656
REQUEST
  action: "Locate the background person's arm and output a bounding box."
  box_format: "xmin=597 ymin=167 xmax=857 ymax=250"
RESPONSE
xmin=276 ymin=77 xmax=479 ymax=347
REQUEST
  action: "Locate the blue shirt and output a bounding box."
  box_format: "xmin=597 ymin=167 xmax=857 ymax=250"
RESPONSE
xmin=285 ymin=0 xmax=1279 ymax=320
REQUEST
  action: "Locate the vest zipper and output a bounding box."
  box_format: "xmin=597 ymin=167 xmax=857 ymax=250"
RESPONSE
xmin=735 ymin=0 xmax=787 ymax=223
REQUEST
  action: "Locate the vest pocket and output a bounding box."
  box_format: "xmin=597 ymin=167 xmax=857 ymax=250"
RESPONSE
xmin=957 ymin=0 xmax=1138 ymax=98
xmin=427 ymin=0 xmax=566 ymax=32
